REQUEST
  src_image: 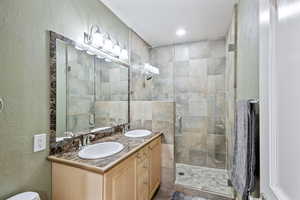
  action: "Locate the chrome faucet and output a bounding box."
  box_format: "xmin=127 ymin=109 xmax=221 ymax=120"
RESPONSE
xmin=82 ymin=134 xmax=95 ymax=146
xmin=177 ymin=115 xmax=183 ymax=134
xmin=122 ymin=123 xmax=130 ymax=134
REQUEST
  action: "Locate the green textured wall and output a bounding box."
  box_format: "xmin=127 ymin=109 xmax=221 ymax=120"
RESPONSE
xmin=0 ymin=0 xmax=130 ymax=199
xmin=236 ymin=0 xmax=259 ymax=100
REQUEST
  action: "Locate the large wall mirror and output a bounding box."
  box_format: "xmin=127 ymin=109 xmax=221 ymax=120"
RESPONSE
xmin=49 ymin=31 xmax=129 ymax=144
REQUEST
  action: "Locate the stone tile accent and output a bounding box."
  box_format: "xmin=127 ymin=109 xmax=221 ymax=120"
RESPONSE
xmin=162 ymin=144 xmax=175 ymax=169
xmin=161 ymin=166 xmax=176 ymax=192
xmin=153 ymin=120 xmax=174 ymax=144
xmin=175 ymin=163 xmax=234 ymax=199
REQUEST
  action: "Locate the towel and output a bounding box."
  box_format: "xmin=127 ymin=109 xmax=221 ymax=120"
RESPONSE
xmin=231 ymin=100 xmax=259 ymax=200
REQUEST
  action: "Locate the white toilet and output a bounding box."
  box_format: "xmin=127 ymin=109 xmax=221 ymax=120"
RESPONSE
xmin=7 ymin=192 xmax=40 ymax=200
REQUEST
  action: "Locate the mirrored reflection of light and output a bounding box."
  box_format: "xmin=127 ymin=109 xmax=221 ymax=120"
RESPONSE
xmin=176 ymin=28 xmax=186 ymax=37
xmin=120 ymin=49 xmax=129 ymax=61
xmin=278 ymin=1 xmax=300 ymax=20
xmin=86 ymin=50 xmax=95 ymax=55
xmin=144 ymin=63 xmax=160 ymax=75
xmin=260 ymin=10 xmax=269 ymax=24
xmin=75 ymin=43 xmax=84 ymax=51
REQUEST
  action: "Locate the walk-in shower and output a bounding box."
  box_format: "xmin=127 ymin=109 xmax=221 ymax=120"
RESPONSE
xmin=146 ymin=7 xmax=238 ymax=199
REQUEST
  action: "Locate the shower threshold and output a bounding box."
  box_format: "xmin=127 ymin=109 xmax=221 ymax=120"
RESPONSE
xmin=175 ymin=163 xmax=234 ymax=199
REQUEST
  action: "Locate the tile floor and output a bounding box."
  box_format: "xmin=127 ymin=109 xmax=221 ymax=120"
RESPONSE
xmin=171 ymin=192 xmax=209 ymax=200
xmin=153 ymin=191 xmax=208 ymax=200
xmin=175 ymin=163 xmax=234 ymax=199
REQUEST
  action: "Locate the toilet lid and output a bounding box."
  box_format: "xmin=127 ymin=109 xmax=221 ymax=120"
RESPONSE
xmin=7 ymin=192 xmax=40 ymax=200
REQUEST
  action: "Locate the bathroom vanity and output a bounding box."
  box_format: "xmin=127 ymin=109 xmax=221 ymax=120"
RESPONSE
xmin=48 ymin=31 xmax=162 ymax=200
xmin=49 ymin=133 xmax=162 ymax=200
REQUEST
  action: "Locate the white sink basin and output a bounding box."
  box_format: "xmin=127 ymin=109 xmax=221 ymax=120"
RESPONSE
xmin=125 ymin=130 xmax=152 ymax=138
xmin=78 ymin=142 xmax=124 ymax=160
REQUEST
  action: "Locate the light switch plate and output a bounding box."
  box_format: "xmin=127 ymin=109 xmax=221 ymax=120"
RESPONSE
xmin=34 ymin=134 xmax=47 ymax=152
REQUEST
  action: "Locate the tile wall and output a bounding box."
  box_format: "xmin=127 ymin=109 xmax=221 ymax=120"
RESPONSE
xmin=66 ymin=44 xmax=95 ymax=133
xmin=130 ymin=32 xmax=176 ymax=193
xmin=94 ymin=59 xmax=128 ymax=127
xmin=151 ymin=39 xmax=228 ymax=169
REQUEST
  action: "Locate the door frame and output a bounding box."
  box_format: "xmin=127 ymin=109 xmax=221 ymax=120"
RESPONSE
xmin=259 ymin=0 xmax=291 ymax=199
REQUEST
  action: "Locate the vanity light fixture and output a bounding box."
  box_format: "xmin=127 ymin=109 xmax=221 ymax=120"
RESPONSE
xmin=103 ymin=35 xmax=113 ymax=52
xmin=112 ymin=41 xmax=121 ymax=57
xmin=144 ymin=63 xmax=160 ymax=75
xmin=84 ymin=24 xmax=104 ymax=48
xmin=105 ymin=58 xmax=112 ymax=62
xmin=96 ymin=54 xmax=105 ymax=59
xmin=75 ymin=44 xmax=84 ymax=51
xmin=120 ymin=48 xmax=129 ymax=61
xmin=83 ymin=24 xmax=129 ymax=64
xmin=86 ymin=50 xmax=96 ymax=56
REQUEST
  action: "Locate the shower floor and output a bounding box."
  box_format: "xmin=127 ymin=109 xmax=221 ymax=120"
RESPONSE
xmin=175 ymin=163 xmax=234 ymax=199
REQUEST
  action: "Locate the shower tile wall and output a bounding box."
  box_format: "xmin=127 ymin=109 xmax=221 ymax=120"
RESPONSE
xmin=130 ymin=32 xmax=176 ymax=193
xmin=66 ymin=45 xmax=95 ymax=133
xmin=151 ymin=39 xmax=227 ymax=169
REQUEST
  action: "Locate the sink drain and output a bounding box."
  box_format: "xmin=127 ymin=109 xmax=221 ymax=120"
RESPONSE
xmin=178 ymin=172 xmax=185 ymax=176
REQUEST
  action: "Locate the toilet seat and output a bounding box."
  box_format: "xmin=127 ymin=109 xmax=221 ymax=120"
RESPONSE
xmin=7 ymin=192 xmax=40 ymax=200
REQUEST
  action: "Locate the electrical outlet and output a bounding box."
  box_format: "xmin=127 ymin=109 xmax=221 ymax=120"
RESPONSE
xmin=34 ymin=134 xmax=47 ymax=152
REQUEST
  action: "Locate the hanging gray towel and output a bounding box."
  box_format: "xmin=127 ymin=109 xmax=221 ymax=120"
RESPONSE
xmin=231 ymin=100 xmax=259 ymax=200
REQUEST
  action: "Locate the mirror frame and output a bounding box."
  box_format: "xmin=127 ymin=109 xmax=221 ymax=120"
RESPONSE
xmin=49 ymin=31 xmax=130 ymax=145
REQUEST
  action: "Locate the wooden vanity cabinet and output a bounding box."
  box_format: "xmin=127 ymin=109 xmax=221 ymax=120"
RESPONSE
xmin=136 ymin=146 xmax=150 ymax=200
xmin=148 ymin=137 xmax=161 ymax=199
xmin=51 ymin=136 xmax=161 ymax=200
xmin=135 ymin=137 xmax=161 ymax=200
xmin=104 ymin=155 xmax=136 ymax=200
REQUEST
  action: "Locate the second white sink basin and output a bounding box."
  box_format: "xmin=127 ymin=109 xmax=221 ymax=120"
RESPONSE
xmin=78 ymin=142 xmax=124 ymax=160
xmin=125 ymin=130 xmax=152 ymax=138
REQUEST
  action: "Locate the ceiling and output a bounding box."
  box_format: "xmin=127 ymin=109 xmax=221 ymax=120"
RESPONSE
xmin=100 ymin=0 xmax=236 ymax=47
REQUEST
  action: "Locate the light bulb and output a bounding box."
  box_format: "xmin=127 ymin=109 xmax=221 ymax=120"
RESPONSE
xmin=105 ymin=58 xmax=112 ymax=63
xmin=103 ymin=38 xmax=113 ymax=52
xmin=176 ymin=28 xmax=186 ymax=37
xmin=112 ymin=43 xmax=121 ymax=57
xmin=144 ymin=63 xmax=159 ymax=74
xmin=120 ymin=49 xmax=128 ymax=61
xmin=92 ymin=32 xmax=104 ymax=48
xmin=86 ymin=47 xmax=96 ymax=55
xmin=75 ymin=43 xmax=84 ymax=51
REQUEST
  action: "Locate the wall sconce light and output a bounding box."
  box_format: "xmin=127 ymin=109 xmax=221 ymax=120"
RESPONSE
xmin=112 ymin=41 xmax=121 ymax=57
xmin=144 ymin=63 xmax=160 ymax=75
xmin=84 ymin=24 xmax=105 ymax=48
xmin=103 ymin=35 xmax=113 ymax=52
xmin=120 ymin=48 xmax=129 ymax=61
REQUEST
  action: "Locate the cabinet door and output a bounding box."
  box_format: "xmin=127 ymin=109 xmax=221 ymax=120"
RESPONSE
xmin=149 ymin=137 xmax=161 ymax=199
xmin=136 ymin=154 xmax=149 ymax=200
xmin=104 ymin=156 xmax=136 ymax=200
xmin=52 ymin=163 xmax=103 ymax=200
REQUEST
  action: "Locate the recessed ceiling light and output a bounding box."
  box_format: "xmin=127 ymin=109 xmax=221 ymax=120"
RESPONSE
xmin=176 ymin=28 xmax=186 ymax=37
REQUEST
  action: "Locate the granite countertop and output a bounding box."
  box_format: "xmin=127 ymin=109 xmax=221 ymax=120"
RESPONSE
xmin=48 ymin=132 xmax=162 ymax=174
